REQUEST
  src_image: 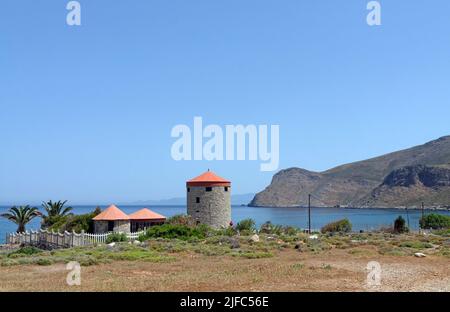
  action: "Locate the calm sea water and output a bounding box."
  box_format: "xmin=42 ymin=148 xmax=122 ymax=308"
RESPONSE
xmin=1 ymin=205 xmax=449 ymax=244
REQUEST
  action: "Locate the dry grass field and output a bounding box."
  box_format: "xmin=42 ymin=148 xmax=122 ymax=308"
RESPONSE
xmin=0 ymin=231 xmax=449 ymax=292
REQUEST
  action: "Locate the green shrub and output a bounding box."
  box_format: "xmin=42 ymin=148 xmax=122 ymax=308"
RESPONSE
xmin=139 ymin=224 xmax=209 ymax=241
xmin=259 ymin=221 xmax=300 ymax=236
xmin=236 ymin=219 xmax=256 ymax=232
xmin=394 ymin=216 xmax=409 ymax=233
xmin=259 ymin=221 xmax=282 ymax=235
xmin=321 ymin=219 xmax=352 ymax=233
xmin=432 ymin=228 xmax=450 ymax=236
xmin=420 ymin=213 xmax=450 ymax=230
xmin=231 ymin=251 xmax=273 ymax=259
xmin=166 ymin=214 xmax=196 ymax=227
xmin=215 ymin=226 xmax=237 ymax=237
xmin=47 ymin=207 xmax=102 ymax=233
xmin=105 ymin=232 xmax=128 ymax=244
xmin=8 ymin=246 xmax=43 ymax=258
xmin=398 ymin=241 xmax=433 ymax=249
xmin=36 ymin=258 xmax=53 ymax=266
xmin=283 ymin=226 xmax=300 ymax=236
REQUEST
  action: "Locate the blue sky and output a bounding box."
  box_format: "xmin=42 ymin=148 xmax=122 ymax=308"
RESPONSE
xmin=1 ymin=0 xmax=450 ymax=205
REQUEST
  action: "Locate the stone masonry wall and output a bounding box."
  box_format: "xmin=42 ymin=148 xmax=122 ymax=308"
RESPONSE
xmin=93 ymin=220 xmax=130 ymax=233
xmin=114 ymin=220 xmax=131 ymax=233
xmin=187 ymin=186 xmax=231 ymax=228
xmin=94 ymin=221 xmax=108 ymax=234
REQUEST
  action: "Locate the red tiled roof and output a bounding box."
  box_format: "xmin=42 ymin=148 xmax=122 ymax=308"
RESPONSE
xmin=92 ymin=205 xmax=130 ymax=221
xmin=128 ymin=208 xmax=166 ymax=221
xmin=187 ymin=170 xmax=231 ymax=186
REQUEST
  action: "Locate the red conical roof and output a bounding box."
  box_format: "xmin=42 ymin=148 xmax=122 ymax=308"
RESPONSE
xmin=92 ymin=205 xmax=130 ymax=221
xmin=187 ymin=170 xmax=231 ymax=187
xmin=128 ymin=208 xmax=166 ymax=221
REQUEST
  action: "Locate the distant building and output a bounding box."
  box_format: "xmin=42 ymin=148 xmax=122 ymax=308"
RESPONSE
xmin=92 ymin=205 xmax=166 ymax=233
xmin=186 ymin=170 xmax=231 ymax=228
xmin=93 ymin=205 xmax=130 ymax=233
xmin=129 ymin=208 xmax=166 ymax=232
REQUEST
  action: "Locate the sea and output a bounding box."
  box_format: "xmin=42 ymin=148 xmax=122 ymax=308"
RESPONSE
xmin=1 ymin=205 xmax=449 ymax=244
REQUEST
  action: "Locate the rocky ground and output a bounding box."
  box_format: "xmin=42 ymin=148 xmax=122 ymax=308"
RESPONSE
xmin=0 ymin=232 xmax=449 ymax=292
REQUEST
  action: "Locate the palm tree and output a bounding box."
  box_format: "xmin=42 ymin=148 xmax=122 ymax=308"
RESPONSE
xmin=1 ymin=206 xmax=42 ymax=233
xmin=41 ymin=200 xmax=73 ymax=227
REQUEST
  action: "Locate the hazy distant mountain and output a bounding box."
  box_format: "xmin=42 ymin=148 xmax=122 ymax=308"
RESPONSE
xmin=129 ymin=193 xmax=255 ymax=206
xmin=250 ymin=136 xmax=450 ymax=208
xmin=230 ymin=193 xmax=256 ymax=205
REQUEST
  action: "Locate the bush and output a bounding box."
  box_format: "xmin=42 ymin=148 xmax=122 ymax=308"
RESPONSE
xmin=420 ymin=213 xmax=450 ymax=230
xmin=139 ymin=224 xmax=210 ymax=241
xmin=394 ymin=216 xmax=409 ymax=233
xmin=236 ymin=219 xmax=256 ymax=232
xmin=8 ymin=246 xmax=43 ymax=258
xmin=166 ymin=214 xmax=196 ymax=227
xmin=47 ymin=207 xmax=102 ymax=233
xmin=259 ymin=221 xmax=300 ymax=236
xmin=321 ymin=219 xmax=352 ymax=233
xmin=106 ymin=232 xmax=128 ymax=244
xmin=215 ymin=226 xmax=237 ymax=237
xmin=260 ymin=221 xmax=282 ymax=235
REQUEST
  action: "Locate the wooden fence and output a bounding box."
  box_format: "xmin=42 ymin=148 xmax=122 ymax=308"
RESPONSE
xmin=6 ymin=229 xmax=145 ymax=249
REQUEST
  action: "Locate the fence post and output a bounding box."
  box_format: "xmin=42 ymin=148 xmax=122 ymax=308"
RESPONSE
xmin=81 ymin=230 xmax=85 ymax=246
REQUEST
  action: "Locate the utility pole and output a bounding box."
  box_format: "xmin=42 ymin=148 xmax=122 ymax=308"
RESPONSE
xmin=308 ymin=194 xmax=311 ymax=233
xmin=420 ymin=202 xmax=425 ymax=230
xmin=406 ymin=207 xmax=410 ymax=229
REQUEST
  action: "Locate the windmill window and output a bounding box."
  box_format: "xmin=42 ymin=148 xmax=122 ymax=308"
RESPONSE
xmin=224 ymin=187 xmax=229 ymax=192
xmin=196 ymin=197 xmax=200 ymax=203
xmin=205 ymin=187 xmax=212 ymax=192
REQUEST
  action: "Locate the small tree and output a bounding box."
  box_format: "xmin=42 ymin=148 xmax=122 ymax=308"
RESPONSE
xmin=321 ymin=219 xmax=352 ymax=233
xmin=419 ymin=213 xmax=450 ymax=230
xmin=236 ymin=219 xmax=256 ymax=232
xmin=1 ymin=206 xmax=42 ymax=232
xmin=106 ymin=232 xmax=128 ymax=244
xmin=394 ymin=216 xmax=408 ymax=233
xmin=41 ymin=200 xmax=73 ymax=228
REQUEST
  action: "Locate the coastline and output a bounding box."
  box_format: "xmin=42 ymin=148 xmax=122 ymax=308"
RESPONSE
xmin=248 ymin=205 xmax=450 ymax=211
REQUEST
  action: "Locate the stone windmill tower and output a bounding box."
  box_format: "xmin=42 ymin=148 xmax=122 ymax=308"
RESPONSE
xmin=186 ymin=170 xmax=231 ymax=228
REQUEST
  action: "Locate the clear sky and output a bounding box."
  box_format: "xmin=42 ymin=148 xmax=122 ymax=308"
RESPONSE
xmin=1 ymin=0 xmax=450 ymax=205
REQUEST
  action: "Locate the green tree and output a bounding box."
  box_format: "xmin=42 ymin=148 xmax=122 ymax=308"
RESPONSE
xmin=394 ymin=216 xmax=409 ymax=233
xmin=321 ymin=219 xmax=352 ymax=233
xmin=419 ymin=213 xmax=450 ymax=230
xmin=1 ymin=206 xmax=42 ymax=233
xmin=236 ymin=219 xmax=256 ymax=232
xmin=41 ymin=200 xmax=73 ymax=228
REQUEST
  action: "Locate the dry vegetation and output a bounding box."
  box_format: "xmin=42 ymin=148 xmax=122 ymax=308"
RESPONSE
xmin=0 ymin=230 xmax=449 ymax=292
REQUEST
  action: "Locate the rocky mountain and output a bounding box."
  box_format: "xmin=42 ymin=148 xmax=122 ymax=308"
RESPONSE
xmin=361 ymin=165 xmax=450 ymax=208
xmin=250 ymin=136 xmax=450 ymax=208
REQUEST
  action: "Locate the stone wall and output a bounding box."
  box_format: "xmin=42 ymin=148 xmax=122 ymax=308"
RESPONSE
xmin=93 ymin=220 xmax=130 ymax=233
xmin=94 ymin=221 xmax=108 ymax=234
xmin=187 ymin=186 xmax=231 ymax=228
xmin=114 ymin=220 xmax=131 ymax=233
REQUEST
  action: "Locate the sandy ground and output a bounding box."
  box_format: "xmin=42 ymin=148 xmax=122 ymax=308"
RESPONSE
xmin=0 ymin=247 xmax=448 ymax=292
